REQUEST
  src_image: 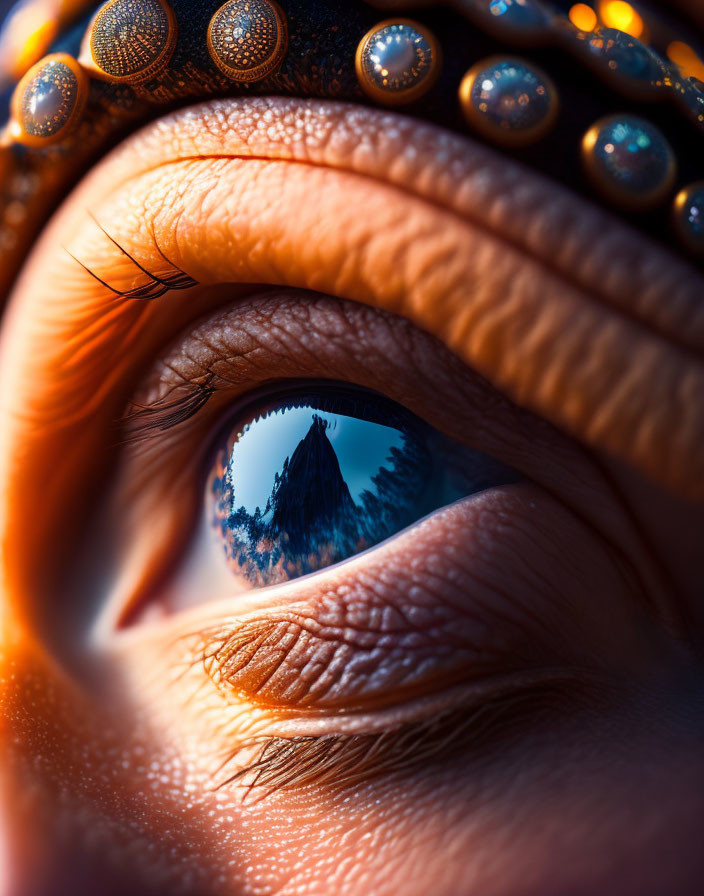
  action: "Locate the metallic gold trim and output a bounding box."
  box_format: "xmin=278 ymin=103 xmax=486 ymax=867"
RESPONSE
xmin=355 ymin=18 xmax=441 ymax=106
xmin=7 ymin=52 xmax=89 ymax=147
xmin=82 ymin=0 xmax=178 ymax=85
xmin=206 ymin=0 xmax=288 ymax=84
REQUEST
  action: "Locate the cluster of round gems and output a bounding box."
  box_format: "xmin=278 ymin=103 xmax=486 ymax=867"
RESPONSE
xmin=86 ymin=0 xmax=177 ymax=85
xmin=355 ymin=19 xmax=441 ymax=105
xmin=364 ymin=0 xmax=704 ymax=135
xmin=207 ymin=0 xmax=288 ymax=83
xmin=568 ymin=28 xmax=667 ymax=101
xmin=459 ymin=56 xmax=558 ymax=147
xmin=673 ymin=182 xmax=704 ymax=259
xmin=581 ymin=115 xmax=676 ymax=211
xmin=10 ymin=53 xmax=88 ymax=147
xmin=0 ymin=1 xmax=702 ymax=264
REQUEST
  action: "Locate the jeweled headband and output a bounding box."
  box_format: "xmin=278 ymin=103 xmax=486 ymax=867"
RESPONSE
xmin=0 ymin=0 xmax=703 ymax=301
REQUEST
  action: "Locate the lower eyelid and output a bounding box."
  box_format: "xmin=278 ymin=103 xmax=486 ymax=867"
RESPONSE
xmin=208 ymin=678 xmax=583 ymax=795
xmin=199 ymin=507 xmax=533 ymax=712
xmin=95 ymin=480 xmax=653 ymax=776
xmin=166 ymin=485 xmax=647 ymax=714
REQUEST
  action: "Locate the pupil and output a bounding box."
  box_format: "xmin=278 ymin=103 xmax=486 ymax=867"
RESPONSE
xmin=209 ymin=387 xmax=518 ymax=587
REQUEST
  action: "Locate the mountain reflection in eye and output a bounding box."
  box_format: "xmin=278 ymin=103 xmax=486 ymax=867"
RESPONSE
xmin=208 ymin=388 xmax=519 ymax=587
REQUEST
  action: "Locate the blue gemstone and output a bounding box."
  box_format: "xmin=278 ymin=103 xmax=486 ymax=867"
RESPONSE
xmin=675 ymin=183 xmax=704 ymax=255
xmin=469 ymin=59 xmax=554 ymax=136
xmin=591 ymin=116 xmax=673 ymax=196
xmin=589 ymin=29 xmax=663 ymax=84
xmin=687 ymin=199 xmax=703 ymax=234
xmin=679 ymin=77 xmax=704 ymax=130
xmin=487 ymin=0 xmax=550 ymax=29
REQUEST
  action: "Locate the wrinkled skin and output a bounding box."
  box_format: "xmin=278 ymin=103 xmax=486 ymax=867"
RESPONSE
xmin=1 ymin=55 xmax=704 ymax=896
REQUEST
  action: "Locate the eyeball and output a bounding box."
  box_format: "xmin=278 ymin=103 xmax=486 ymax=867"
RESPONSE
xmin=9 ymin=53 xmax=89 ymax=148
xmin=83 ymin=0 xmax=178 ymax=85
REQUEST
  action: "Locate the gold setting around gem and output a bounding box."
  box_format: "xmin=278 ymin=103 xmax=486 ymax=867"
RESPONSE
xmin=84 ymin=0 xmax=178 ymax=85
xmin=9 ymin=53 xmax=89 ymax=148
xmin=458 ymin=56 xmax=559 ymax=148
xmin=581 ymin=115 xmax=677 ymax=212
xmin=355 ymin=18 xmax=442 ymax=106
xmin=207 ymin=0 xmax=288 ymax=84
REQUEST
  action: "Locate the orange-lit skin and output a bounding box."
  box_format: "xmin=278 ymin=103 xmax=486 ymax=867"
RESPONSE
xmin=0 ymin=0 xmax=88 ymax=85
xmin=1 ymin=15 xmax=704 ymax=896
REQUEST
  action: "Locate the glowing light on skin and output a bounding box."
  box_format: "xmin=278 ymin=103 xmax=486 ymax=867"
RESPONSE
xmin=599 ymin=1 xmax=645 ymax=40
xmin=667 ymin=41 xmax=704 ymax=83
xmin=0 ymin=3 xmax=58 ymax=80
xmin=569 ymin=3 xmax=598 ymax=32
xmin=0 ymin=0 xmax=87 ymax=86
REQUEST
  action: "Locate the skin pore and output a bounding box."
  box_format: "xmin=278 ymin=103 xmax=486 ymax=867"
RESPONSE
xmin=1 ymin=36 xmax=704 ymax=896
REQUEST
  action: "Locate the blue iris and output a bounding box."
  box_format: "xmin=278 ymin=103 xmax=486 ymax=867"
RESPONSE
xmin=210 ymin=388 xmax=518 ymax=586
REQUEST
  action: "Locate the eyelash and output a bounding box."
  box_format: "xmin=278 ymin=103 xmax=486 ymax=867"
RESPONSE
xmin=213 ymin=678 xmax=574 ymax=800
xmin=119 ymin=369 xmax=409 ymax=445
xmin=122 ymin=375 xmax=216 ymax=442
xmin=66 ymin=214 xmax=198 ymax=302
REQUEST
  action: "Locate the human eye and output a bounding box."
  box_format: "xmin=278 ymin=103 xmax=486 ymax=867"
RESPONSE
xmin=1 ymin=0 xmax=703 ymax=894
xmin=178 ymin=384 xmax=519 ymax=596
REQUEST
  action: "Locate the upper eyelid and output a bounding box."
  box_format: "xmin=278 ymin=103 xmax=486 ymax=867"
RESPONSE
xmin=84 ymin=97 xmax=703 ymax=350
xmin=114 ymin=290 xmax=549 ymax=465
xmin=10 ymin=97 xmax=701 ymax=500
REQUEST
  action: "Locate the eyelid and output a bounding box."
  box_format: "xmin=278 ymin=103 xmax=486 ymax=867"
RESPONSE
xmin=4 ymin=97 xmax=702 ymax=523
xmin=1 ymin=97 xmax=699 ymax=629
xmin=197 ymin=541 xmax=555 ymax=713
xmin=105 ymin=481 xmax=653 ymax=724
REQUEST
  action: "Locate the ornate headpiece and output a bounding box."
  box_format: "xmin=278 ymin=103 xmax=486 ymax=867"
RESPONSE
xmin=0 ymin=0 xmax=702 ymax=299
